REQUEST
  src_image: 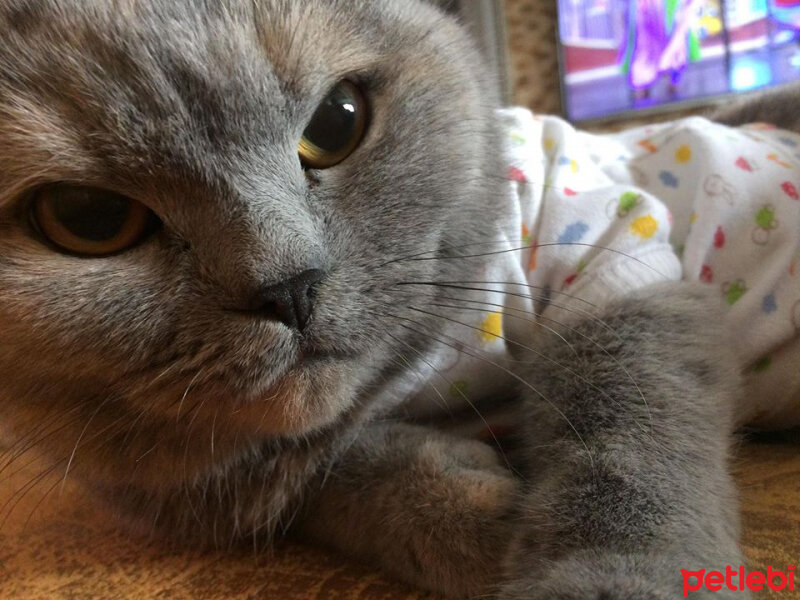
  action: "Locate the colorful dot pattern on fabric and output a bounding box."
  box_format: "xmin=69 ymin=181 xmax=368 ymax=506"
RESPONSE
xmin=406 ymin=108 xmax=800 ymax=428
xmin=639 ymin=139 xmax=658 ymax=152
xmin=528 ymin=244 xmax=539 ymax=272
xmin=510 ymin=132 xmax=526 ymax=146
xmin=521 ymin=222 xmax=532 ymax=245
xmin=767 ymin=153 xmax=792 ymax=169
xmin=763 ymin=294 xmax=778 ymax=314
xmin=701 ymin=265 xmax=714 ymax=283
xmin=675 ymin=145 xmax=692 ymax=164
xmin=508 ymin=166 xmax=527 ymax=183
xmin=618 ymin=192 xmax=641 ymax=216
xmin=479 ymin=313 xmax=503 ymax=345
xmin=630 ymin=215 xmax=659 ymax=239
xmin=735 ymin=156 xmax=756 ymax=172
xmin=557 ymin=222 xmax=590 ymax=244
xmin=714 ymin=227 xmax=726 ymax=249
xmin=659 ymin=171 xmax=679 ymax=188
xmin=724 ymin=280 xmax=748 ymax=305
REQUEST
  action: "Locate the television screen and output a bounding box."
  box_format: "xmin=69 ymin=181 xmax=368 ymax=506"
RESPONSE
xmin=558 ymin=0 xmax=800 ymax=122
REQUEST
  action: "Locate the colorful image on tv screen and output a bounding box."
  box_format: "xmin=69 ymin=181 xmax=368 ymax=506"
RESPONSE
xmin=558 ymin=0 xmax=800 ymax=121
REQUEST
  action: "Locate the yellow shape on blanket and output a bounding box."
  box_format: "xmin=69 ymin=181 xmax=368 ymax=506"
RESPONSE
xmin=479 ymin=312 xmax=503 ymax=345
xmin=630 ymin=215 xmax=659 ymax=239
xmin=570 ymin=159 xmax=579 ymax=173
xmin=767 ymin=153 xmax=792 ymax=169
xmin=544 ymin=137 xmax=555 ymax=152
xmin=675 ymin=145 xmax=692 ymax=164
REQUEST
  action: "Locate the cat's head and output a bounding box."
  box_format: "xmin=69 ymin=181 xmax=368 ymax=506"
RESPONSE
xmin=0 ymin=0 xmax=504 ymax=489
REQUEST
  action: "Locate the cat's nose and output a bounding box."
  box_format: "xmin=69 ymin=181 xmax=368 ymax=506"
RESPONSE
xmin=252 ymin=269 xmax=325 ymax=331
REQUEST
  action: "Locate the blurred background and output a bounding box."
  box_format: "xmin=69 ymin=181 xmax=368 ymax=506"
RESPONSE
xmin=457 ymin=0 xmax=800 ymax=125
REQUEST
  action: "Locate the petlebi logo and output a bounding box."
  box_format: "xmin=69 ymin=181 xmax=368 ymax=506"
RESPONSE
xmin=682 ymin=565 xmax=796 ymax=596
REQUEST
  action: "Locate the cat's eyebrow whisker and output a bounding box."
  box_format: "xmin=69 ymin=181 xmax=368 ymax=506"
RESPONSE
xmin=381 ymin=312 xmax=594 ymax=471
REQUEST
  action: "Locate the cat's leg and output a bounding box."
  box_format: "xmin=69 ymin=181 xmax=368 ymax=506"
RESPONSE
xmin=294 ymin=422 xmax=520 ymax=598
xmin=501 ymin=282 xmax=747 ymax=599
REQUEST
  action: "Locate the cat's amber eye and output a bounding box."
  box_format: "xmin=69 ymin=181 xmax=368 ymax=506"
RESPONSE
xmin=298 ymin=80 xmax=369 ymax=169
xmin=31 ymin=184 xmax=154 ymax=256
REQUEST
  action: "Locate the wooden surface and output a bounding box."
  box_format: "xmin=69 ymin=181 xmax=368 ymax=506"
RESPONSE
xmin=0 ymin=452 xmax=435 ymax=600
xmin=2 ymin=434 xmax=799 ymax=599
xmin=735 ymin=432 xmax=800 ymax=599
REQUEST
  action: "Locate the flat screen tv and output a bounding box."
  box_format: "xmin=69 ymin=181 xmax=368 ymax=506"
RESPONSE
xmin=558 ymin=0 xmax=800 ymax=123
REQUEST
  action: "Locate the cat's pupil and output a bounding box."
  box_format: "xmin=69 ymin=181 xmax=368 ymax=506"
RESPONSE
xmin=32 ymin=184 xmax=154 ymax=257
xmin=50 ymin=188 xmax=131 ymax=242
xmin=304 ymin=86 xmax=358 ymax=153
xmin=298 ymin=80 xmax=367 ymax=168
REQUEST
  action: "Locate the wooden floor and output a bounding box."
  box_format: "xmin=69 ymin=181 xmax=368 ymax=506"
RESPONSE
xmin=1 ymin=433 xmax=798 ymax=599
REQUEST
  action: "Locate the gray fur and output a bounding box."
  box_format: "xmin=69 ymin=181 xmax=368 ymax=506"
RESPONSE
xmin=711 ymin=82 xmax=800 ymax=131
xmin=501 ymin=283 xmax=745 ymax=599
xmin=0 ymin=1 xmax=787 ymax=598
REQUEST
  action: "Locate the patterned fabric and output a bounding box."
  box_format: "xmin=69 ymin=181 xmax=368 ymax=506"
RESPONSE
xmin=406 ymin=108 xmax=800 ymax=427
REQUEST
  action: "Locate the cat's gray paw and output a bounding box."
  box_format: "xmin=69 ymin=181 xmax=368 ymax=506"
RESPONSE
xmin=297 ymin=425 xmax=520 ymax=599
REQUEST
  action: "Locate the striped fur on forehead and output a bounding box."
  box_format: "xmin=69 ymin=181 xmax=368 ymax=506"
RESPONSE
xmin=0 ymin=0 xmax=466 ymax=203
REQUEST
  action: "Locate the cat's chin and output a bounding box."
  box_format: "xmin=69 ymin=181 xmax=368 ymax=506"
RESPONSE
xmin=227 ymin=356 xmax=360 ymax=437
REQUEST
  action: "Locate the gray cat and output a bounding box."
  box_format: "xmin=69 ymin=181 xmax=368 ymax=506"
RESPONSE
xmin=1 ymin=1 xmax=791 ymax=598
